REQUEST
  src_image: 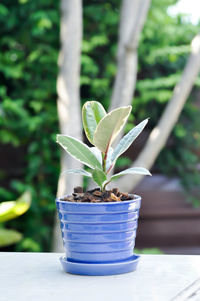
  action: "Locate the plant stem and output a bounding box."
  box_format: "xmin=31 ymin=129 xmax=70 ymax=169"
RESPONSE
xmin=106 ymin=164 xmax=113 ymax=175
xmin=102 ymin=153 xmax=107 ymax=173
xmin=103 ymin=180 xmax=111 ymax=191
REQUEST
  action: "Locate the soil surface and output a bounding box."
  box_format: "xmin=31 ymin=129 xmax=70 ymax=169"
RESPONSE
xmin=60 ymin=187 xmax=135 ymax=203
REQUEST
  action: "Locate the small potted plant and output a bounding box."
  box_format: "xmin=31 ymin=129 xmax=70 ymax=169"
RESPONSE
xmin=56 ymin=101 xmax=151 ymax=275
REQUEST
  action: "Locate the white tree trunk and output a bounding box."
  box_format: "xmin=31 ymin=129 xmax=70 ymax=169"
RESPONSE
xmin=52 ymin=0 xmax=82 ymax=252
xmin=88 ymin=0 xmax=151 ymax=190
xmin=115 ymin=33 xmax=200 ymax=192
xmin=110 ymin=0 xmax=151 ymax=111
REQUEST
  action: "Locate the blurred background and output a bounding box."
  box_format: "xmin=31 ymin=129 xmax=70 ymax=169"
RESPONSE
xmin=0 ymin=0 xmax=200 ymax=254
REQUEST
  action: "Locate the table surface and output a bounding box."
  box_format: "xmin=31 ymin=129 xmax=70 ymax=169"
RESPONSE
xmin=1 ymin=253 xmax=200 ymax=301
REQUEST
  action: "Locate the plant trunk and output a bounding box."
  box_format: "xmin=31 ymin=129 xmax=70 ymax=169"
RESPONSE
xmin=52 ymin=0 xmax=82 ymax=252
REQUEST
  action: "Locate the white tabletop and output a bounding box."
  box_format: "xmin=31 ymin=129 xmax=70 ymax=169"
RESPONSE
xmin=0 ymin=252 xmax=200 ymax=301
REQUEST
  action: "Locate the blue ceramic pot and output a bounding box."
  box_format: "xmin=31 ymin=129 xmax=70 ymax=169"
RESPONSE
xmin=56 ymin=195 xmax=141 ymax=266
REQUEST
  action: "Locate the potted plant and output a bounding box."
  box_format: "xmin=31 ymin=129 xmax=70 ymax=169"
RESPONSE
xmin=56 ymin=101 xmax=151 ymax=275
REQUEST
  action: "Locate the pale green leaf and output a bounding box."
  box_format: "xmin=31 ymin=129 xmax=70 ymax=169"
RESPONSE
xmin=82 ymin=101 xmax=106 ymax=144
xmin=0 ymin=191 xmax=31 ymax=223
xmin=93 ymin=106 xmax=132 ymax=153
xmin=57 ymin=135 xmax=103 ymax=170
xmin=92 ymin=169 xmax=107 ymax=188
xmin=0 ymin=229 xmax=22 ymax=247
xmin=105 ymin=147 xmax=113 ymax=172
xmin=111 ymin=119 xmax=149 ymax=164
xmin=62 ymin=169 xmax=92 ymax=177
xmin=90 ymin=146 xmax=113 ymax=171
xmin=111 ymin=167 xmax=151 ymax=181
xmin=90 ymin=147 xmax=102 ymax=164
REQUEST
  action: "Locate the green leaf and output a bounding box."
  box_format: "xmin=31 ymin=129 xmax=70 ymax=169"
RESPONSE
xmin=0 ymin=229 xmax=22 ymax=247
xmin=93 ymin=106 xmax=132 ymax=153
xmin=111 ymin=167 xmax=151 ymax=181
xmin=90 ymin=147 xmax=102 ymax=164
xmin=0 ymin=191 xmax=31 ymax=223
xmin=92 ymin=169 xmax=107 ymax=189
xmin=62 ymin=169 xmax=92 ymax=177
xmin=105 ymin=147 xmax=114 ymax=172
xmin=90 ymin=146 xmax=113 ymax=172
xmin=111 ymin=119 xmax=149 ymax=164
xmin=82 ymin=101 xmax=106 ymax=144
xmin=56 ymin=135 xmax=102 ymax=170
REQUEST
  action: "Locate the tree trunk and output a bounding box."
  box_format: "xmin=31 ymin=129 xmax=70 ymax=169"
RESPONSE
xmin=52 ymin=0 xmax=82 ymax=252
xmin=88 ymin=0 xmax=151 ymax=190
xmin=110 ymin=0 xmax=151 ymax=111
xmin=115 ymin=32 xmax=200 ymax=192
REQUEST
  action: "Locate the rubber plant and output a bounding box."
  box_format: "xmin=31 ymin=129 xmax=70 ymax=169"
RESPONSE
xmin=57 ymin=101 xmax=151 ymax=190
xmin=56 ymin=101 xmax=151 ymax=276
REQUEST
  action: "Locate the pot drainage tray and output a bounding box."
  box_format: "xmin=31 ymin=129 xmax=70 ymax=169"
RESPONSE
xmin=60 ymin=254 xmax=140 ymax=276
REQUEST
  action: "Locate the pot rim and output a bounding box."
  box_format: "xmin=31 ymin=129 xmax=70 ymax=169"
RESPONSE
xmin=56 ymin=194 xmax=141 ymax=205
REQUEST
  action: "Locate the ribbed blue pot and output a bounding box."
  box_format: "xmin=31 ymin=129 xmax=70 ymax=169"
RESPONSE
xmin=56 ymin=195 xmax=141 ymax=264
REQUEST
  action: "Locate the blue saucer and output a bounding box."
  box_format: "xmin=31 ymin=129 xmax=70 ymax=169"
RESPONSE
xmin=60 ymin=254 xmax=140 ymax=276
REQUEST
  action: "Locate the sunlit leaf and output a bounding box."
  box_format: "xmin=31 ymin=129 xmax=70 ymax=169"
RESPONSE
xmin=111 ymin=167 xmax=151 ymax=181
xmin=111 ymin=119 xmax=149 ymax=164
xmin=0 ymin=191 xmax=31 ymax=223
xmin=0 ymin=229 xmax=22 ymax=247
xmin=56 ymin=135 xmax=102 ymax=170
xmin=62 ymin=169 xmax=92 ymax=177
xmin=82 ymin=101 xmax=106 ymax=144
xmin=93 ymin=106 xmax=132 ymax=153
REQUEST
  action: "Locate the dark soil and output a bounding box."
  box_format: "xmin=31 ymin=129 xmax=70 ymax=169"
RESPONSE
xmin=60 ymin=187 xmax=135 ymax=203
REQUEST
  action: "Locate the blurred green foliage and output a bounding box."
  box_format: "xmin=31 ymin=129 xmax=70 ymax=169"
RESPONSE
xmin=0 ymin=191 xmax=31 ymax=247
xmin=135 ymin=248 xmax=163 ymax=254
xmin=0 ymin=0 xmax=200 ymax=251
xmin=0 ymin=0 xmax=60 ymax=251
